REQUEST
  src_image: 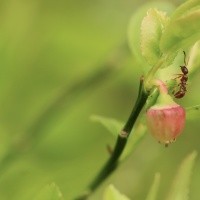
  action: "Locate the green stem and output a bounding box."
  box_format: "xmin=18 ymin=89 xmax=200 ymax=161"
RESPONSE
xmin=75 ymin=77 xmax=148 ymax=200
xmin=144 ymin=54 xmax=168 ymax=89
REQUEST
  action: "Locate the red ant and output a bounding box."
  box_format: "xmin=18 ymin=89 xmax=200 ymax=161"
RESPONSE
xmin=174 ymin=51 xmax=188 ymax=98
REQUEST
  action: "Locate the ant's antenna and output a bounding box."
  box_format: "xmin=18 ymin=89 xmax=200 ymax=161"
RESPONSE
xmin=183 ymin=51 xmax=187 ymax=66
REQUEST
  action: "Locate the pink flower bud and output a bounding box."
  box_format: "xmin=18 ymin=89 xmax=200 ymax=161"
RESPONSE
xmin=146 ymin=94 xmax=186 ymax=146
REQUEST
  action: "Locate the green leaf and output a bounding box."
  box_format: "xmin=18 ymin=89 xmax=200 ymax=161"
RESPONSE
xmin=128 ymin=2 xmax=175 ymax=73
xmin=187 ymin=41 xmax=200 ymax=76
xmin=145 ymin=173 xmax=161 ymax=200
xmin=141 ymin=8 xmax=169 ymax=67
xmin=34 ymin=183 xmax=63 ymax=200
xmin=165 ymin=151 xmax=198 ymax=200
xmin=90 ymin=115 xmax=124 ymax=137
xmin=103 ymin=185 xmax=130 ymax=200
xmin=169 ymin=0 xmax=200 ymax=21
xmin=160 ymin=0 xmax=200 ymax=53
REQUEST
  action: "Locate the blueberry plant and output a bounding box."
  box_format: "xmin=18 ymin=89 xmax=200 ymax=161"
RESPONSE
xmin=34 ymin=0 xmax=200 ymax=199
xmin=71 ymin=0 xmax=200 ymax=199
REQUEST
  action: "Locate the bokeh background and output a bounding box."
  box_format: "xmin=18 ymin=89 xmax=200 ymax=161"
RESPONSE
xmin=0 ymin=0 xmax=200 ymax=199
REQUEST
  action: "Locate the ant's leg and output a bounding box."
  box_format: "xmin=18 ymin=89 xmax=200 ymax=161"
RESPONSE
xmin=173 ymin=74 xmax=183 ymax=80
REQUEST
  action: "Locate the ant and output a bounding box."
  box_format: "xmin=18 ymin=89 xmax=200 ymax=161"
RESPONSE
xmin=174 ymin=51 xmax=189 ymax=99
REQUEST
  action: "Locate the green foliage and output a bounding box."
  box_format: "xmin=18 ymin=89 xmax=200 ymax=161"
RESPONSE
xmin=145 ymin=173 xmax=161 ymax=200
xmin=128 ymin=2 xmax=174 ymax=73
xmin=187 ymin=41 xmax=200 ymax=76
xmin=103 ymin=150 xmax=197 ymax=200
xmin=165 ymin=151 xmax=197 ymax=200
xmin=140 ymin=152 xmax=197 ymax=200
xmin=90 ymin=115 xmax=124 ymax=137
xmin=103 ymin=185 xmax=130 ymax=200
xmin=1 ymin=0 xmax=200 ymax=200
xmin=34 ymin=183 xmax=63 ymax=200
xmin=160 ymin=0 xmax=200 ymax=53
xmin=129 ymin=0 xmax=200 ymax=77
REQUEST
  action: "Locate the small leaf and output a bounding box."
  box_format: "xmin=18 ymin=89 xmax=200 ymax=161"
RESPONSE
xmin=141 ymin=8 xmax=169 ymax=67
xmin=90 ymin=115 xmax=123 ymax=137
xmin=160 ymin=0 xmax=200 ymax=52
xmin=34 ymin=183 xmax=63 ymax=200
xmin=145 ymin=173 xmax=161 ymax=200
xmin=169 ymin=0 xmax=200 ymax=21
xmin=128 ymin=2 xmax=174 ymax=73
xmin=165 ymin=151 xmax=198 ymax=200
xmin=103 ymin=185 xmax=130 ymax=200
xmin=187 ymin=41 xmax=200 ymax=77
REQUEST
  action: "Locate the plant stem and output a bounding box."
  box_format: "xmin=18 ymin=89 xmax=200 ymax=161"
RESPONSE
xmin=75 ymin=76 xmax=149 ymax=200
xmin=144 ymin=55 xmax=167 ymax=89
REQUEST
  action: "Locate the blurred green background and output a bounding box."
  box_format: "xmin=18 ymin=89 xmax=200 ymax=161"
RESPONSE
xmin=0 ymin=0 xmax=200 ymax=199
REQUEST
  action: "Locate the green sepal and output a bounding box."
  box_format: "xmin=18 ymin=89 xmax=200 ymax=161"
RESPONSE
xmin=152 ymin=93 xmax=178 ymax=109
xmin=145 ymin=79 xmax=177 ymax=111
